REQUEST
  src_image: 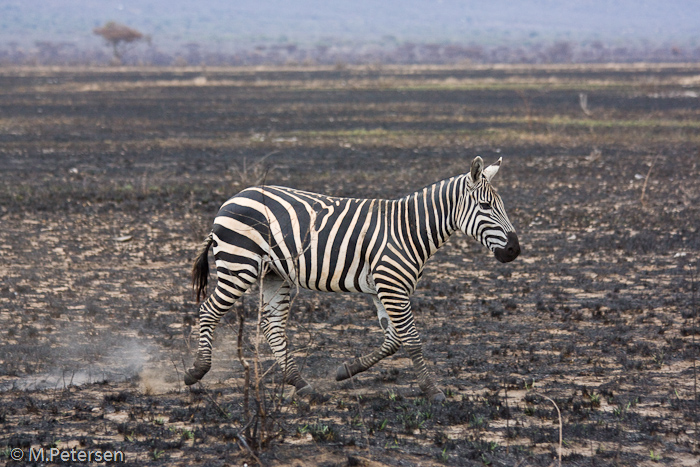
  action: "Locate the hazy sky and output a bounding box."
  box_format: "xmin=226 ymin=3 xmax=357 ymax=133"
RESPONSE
xmin=1 ymin=0 xmax=698 ymax=50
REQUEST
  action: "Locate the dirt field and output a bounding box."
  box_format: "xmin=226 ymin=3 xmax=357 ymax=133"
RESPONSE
xmin=1 ymin=64 xmax=699 ymax=466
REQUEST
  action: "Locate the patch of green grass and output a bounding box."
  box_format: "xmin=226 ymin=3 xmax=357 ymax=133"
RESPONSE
xmin=650 ymin=449 xmax=661 ymax=462
xmin=469 ymin=414 xmax=489 ymax=430
xmin=437 ymin=446 xmax=449 ymax=463
xmin=546 ymin=115 xmax=700 ymax=129
xmin=369 ymin=417 xmax=389 ymax=434
xmin=398 ymin=411 xmax=428 ymax=433
xmin=298 ymin=422 xmax=338 ymax=442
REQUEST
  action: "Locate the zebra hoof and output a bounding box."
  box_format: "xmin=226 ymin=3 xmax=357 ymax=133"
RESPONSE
xmin=183 ymin=370 xmax=200 ymax=386
xmin=295 ymin=383 xmax=314 ymax=396
xmin=183 ymin=365 xmax=209 ymax=386
xmin=336 ymin=360 xmax=362 ymax=381
xmin=431 ymin=391 xmax=446 ymax=403
xmin=308 ymin=391 xmax=330 ymax=404
xmin=335 ymin=364 xmax=351 ymax=381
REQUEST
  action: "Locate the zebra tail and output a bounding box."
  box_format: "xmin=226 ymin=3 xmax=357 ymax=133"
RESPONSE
xmin=192 ymin=232 xmax=214 ymax=303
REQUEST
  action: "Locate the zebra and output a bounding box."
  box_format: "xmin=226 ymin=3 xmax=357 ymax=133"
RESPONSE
xmin=184 ymin=155 xmax=520 ymax=401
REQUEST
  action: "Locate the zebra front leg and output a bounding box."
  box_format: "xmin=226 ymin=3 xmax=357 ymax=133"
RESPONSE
xmin=260 ymin=274 xmax=313 ymax=395
xmin=379 ymin=292 xmax=445 ymax=402
xmin=336 ymin=295 xmax=401 ymax=381
xmin=403 ymin=342 xmax=445 ymax=402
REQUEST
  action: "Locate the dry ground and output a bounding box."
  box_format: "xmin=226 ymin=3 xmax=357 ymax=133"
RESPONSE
xmin=1 ymin=64 xmax=699 ymax=466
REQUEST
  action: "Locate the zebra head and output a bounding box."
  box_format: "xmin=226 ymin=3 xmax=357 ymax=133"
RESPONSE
xmin=457 ymin=156 xmax=520 ymax=263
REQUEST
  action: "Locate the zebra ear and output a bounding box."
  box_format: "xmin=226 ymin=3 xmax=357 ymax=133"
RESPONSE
xmin=483 ymin=157 xmax=502 ymax=183
xmin=470 ymin=156 xmax=484 ymax=184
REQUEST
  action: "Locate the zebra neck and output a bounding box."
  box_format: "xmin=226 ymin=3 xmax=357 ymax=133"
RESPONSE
xmin=402 ymin=175 xmax=461 ymax=261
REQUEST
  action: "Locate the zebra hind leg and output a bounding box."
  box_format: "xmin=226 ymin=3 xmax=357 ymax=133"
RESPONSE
xmin=336 ymin=295 xmax=401 ymax=381
xmin=260 ymin=273 xmax=314 ymax=396
xmin=184 ymin=268 xmax=256 ymax=385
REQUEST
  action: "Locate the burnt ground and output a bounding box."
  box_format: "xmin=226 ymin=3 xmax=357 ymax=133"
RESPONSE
xmin=0 ymin=64 xmax=699 ymax=466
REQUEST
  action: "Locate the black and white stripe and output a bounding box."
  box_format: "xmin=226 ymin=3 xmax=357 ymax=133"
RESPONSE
xmin=185 ymin=156 xmax=520 ymax=401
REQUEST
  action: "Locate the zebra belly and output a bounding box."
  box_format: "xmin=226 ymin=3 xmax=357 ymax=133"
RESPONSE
xmin=279 ymin=251 xmax=377 ymax=294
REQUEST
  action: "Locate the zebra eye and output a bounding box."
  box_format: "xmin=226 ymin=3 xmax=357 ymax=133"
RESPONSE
xmin=479 ymin=202 xmax=491 ymax=210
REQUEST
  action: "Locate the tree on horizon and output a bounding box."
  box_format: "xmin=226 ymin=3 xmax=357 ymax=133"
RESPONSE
xmin=93 ymin=21 xmax=148 ymax=64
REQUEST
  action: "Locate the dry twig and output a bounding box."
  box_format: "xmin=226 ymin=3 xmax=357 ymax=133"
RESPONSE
xmin=238 ymin=313 xmax=251 ymax=440
xmin=640 ymin=154 xmax=659 ymax=207
xmin=579 ymin=92 xmax=592 ymax=116
xmin=692 ymin=262 xmax=698 ymax=453
xmin=534 ymin=392 xmax=562 ymax=467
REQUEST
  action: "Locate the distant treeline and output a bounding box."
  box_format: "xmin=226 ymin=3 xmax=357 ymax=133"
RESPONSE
xmin=1 ymin=39 xmax=697 ymax=66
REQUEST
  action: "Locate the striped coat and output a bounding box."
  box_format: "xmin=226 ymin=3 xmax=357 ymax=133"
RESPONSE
xmin=185 ymin=156 xmax=520 ymax=401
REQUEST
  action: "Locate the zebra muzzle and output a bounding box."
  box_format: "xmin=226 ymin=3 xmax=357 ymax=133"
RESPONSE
xmin=494 ymin=231 xmax=520 ymax=263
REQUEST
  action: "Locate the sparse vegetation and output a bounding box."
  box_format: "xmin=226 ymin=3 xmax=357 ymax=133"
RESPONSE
xmin=650 ymin=449 xmax=661 ymax=461
xmin=151 ymin=449 xmax=164 ymax=461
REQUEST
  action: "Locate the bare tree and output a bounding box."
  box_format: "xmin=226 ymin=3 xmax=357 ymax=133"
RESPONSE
xmin=93 ymin=21 xmax=148 ymax=64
